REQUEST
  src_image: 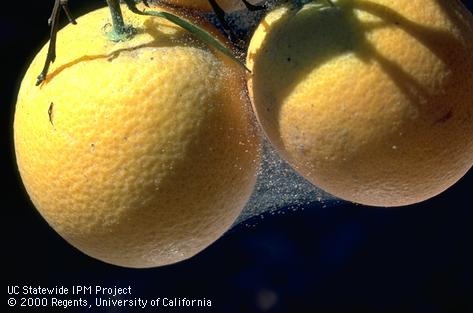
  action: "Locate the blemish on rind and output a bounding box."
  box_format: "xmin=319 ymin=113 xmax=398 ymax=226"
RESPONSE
xmin=434 ymin=110 xmax=453 ymax=124
xmin=48 ymin=102 xmax=54 ymax=126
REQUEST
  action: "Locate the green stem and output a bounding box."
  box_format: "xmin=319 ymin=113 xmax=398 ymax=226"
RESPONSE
xmin=106 ymin=0 xmax=136 ymax=41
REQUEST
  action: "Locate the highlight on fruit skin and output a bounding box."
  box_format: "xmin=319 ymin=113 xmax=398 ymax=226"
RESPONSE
xmin=247 ymin=0 xmax=473 ymax=207
xmin=14 ymin=5 xmax=261 ymax=268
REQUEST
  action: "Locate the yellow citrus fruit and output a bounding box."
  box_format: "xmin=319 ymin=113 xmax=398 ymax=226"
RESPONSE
xmin=160 ymin=0 xmax=260 ymax=12
xmin=14 ymin=5 xmax=261 ymax=267
xmin=247 ymin=0 xmax=473 ymax=207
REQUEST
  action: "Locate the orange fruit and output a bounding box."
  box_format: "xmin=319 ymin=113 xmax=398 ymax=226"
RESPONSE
xmin=247 ymin=0 xmax=473 ymax=206
xmin=14 ymin=5 xmax=261 ymax=267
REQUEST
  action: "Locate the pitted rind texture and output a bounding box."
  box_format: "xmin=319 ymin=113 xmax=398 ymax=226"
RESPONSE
xmin=14 ymin=5 xmax=261 ymax=267
xmin=247 ymin=0 xmax=473 ymax=206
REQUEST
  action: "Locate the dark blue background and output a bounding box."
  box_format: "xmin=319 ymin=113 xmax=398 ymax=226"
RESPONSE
xmin=2 ymin=1 xmax=472 ymax=312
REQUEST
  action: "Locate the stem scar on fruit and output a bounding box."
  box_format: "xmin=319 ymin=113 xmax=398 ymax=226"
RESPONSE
xmin=36 ymin=0 xmax=249 ymax=86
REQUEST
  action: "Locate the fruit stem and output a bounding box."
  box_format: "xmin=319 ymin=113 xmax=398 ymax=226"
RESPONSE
xmin=106 ymin=0 xmax=136 ymax=41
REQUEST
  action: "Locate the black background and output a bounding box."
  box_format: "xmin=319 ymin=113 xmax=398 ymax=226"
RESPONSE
xmin=2 ymin=1 xmax=472 ymax=312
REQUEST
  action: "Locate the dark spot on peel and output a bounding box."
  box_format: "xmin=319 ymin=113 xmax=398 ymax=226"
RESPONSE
xmin=48 ymin=102 xmax=54 ymax=126
xmin=434 ymin=110 xmax=453 ymax=124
